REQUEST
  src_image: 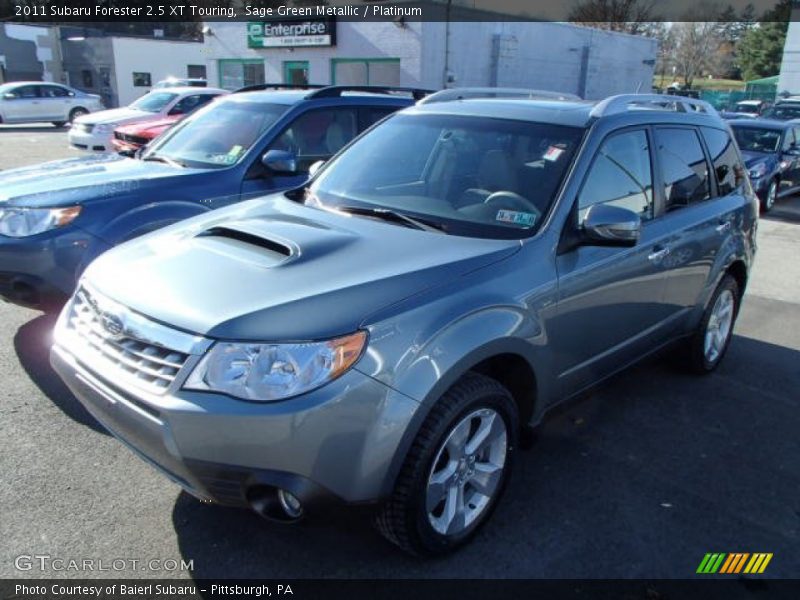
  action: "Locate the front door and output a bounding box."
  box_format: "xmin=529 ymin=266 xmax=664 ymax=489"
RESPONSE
xmin=3 ymin=84 xmax=43 ymax=122
xmin=553 ymin=128 xmax=675 ymax=397
xmin=284 ymin=61 xmax=309 ymax=85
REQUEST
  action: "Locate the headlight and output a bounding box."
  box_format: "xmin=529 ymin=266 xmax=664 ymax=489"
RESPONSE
xmin=0 ymin=206 xmax=81 ymax=238
xmin=184 ymin=331 xmax=367 ymax=401
xmin=748 ymin=163 xmax=768 ymax=179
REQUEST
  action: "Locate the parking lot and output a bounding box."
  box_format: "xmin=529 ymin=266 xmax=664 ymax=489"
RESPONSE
xmin=0 ymin=124 xmax=798 ymax=579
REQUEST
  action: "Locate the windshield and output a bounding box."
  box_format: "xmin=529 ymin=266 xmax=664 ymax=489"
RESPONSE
xmin=309 ymin=113 xmax=584 ymax=239
xmin=144 ymin=99 xmax=289 ymax=169
xmin=130 ymin=92 xmax=178 ymax=113
xmin=735 ymin=103 xmax=759 ymax=114
xmin=731 ymin=126 xmax=782 ymax=153
xmin=761 ymin=104 xmax=800 ymax=121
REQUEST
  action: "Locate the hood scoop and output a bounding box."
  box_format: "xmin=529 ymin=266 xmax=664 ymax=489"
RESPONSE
xmin=194 ymin=225 xmax=294 ymax=267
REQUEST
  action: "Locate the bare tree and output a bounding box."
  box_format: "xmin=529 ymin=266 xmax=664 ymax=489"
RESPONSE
xmin=568 ymin=0 xmax=661 ymax=36
xmin=672 ymin=21 xmax=724 ymax=88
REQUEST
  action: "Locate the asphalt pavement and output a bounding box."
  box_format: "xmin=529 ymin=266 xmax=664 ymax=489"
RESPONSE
xmin=0 ymin=125 xmax=798 ymax=579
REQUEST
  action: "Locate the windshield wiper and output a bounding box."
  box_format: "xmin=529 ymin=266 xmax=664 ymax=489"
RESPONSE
xmin=334 ymin=205 xmax=447 ymax=233
xmin=142 ymin=154 xmax=185 ymax=168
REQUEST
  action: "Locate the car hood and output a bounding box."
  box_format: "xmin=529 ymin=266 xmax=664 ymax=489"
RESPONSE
xmin=76 ymin=107 xmax=151 ymax=126
xmin=116 ymin=115 xmax=180 ymax=136
xmin=85 ymin=195 xmax=520 ymax=340
xmin=0 ymin=154 xmax=190 ymax=207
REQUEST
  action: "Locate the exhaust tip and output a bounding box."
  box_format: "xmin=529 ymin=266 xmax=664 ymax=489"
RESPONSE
xmin=247 ymin=486 xmax=304 ymax=523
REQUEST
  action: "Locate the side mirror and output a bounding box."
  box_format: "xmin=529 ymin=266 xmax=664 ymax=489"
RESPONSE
xmin=582 ymin=204 xmax=641 ymax=247
xmin=262 ymin=149 xmax=298 ymax=175
xmin=308 ymin=160 xmax=325 ymax=178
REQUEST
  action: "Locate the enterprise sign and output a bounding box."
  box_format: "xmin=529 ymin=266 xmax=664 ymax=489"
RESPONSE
xmin=247 ymin=19 xmax=336 ymax=48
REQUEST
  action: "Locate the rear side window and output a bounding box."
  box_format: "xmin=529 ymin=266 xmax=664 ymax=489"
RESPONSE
xmin=701 ymin=127 xmax=744 ymax=196
xmin=655 ymin=128 xmax=710 ymax=210
xmin=578 ymin=129 xmax=654 ymax=222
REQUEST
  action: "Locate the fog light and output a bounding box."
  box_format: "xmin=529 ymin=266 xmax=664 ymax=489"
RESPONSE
xmin=277 ymin=489 xmax=303 ymax=519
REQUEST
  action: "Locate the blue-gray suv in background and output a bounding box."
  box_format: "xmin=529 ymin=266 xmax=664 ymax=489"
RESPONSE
xmin=0 ymin=85 xmax=423 ymax=308
xmin=51 ymin=91 xmax=757 ymax=555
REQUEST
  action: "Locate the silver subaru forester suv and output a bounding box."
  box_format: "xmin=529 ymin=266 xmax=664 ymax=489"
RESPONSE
xmin=51 ymin=90 xmax=757 ymax=555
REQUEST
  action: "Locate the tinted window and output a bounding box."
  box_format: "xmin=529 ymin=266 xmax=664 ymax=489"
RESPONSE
xmin=655 ymin=128 xmax=710 ymax=210
xmin=579 ymin=130 xmax=653 ymax=222
xmin=130 ymin=92 xmax=178 ymax=113
xmin=702 ymin=127 xmax=744 ymax=196
xmin=133 ymin=72 xmax=152 ymax=87
xmin=360 ymin=106 xmax=397 ymax=130
xmin=731 ymin=126 xmax=782 ymax=153
xmin=41 ymin=85 xmax=69 ymax=98
xmin=170 ymin=94 xmax=215 ymax=115
xmin=782 ymin=128 xmax=795 ymax=152
xmin=15 ymin=85 xmax=40 ymax=99
xmin=762 ymin=104 xmax=800 ymax=120
xmin=270 ymin=108 xmax=359 ymax=169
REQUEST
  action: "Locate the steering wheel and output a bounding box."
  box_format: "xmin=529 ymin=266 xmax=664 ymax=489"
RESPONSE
xmin=484 ymin=191 xmax=541 ymax=218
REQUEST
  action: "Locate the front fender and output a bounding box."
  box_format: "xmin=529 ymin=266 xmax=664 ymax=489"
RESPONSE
xmin=97 ymin=200 xmax=210 ymax=246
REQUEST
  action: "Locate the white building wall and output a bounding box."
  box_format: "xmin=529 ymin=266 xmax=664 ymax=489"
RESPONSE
xmin=110 ymin=37 xmax=205 ymax=105
xmin=779 ymin=14 xmax=800 ymax=95
xmin=422 ymin=21 xmax=656 ymax=99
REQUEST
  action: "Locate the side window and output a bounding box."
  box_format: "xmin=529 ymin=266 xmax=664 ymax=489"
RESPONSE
xmin=15 ymin=85 xmax=40 ymax=99
xmin=701 ymin=126 xmax=744 ymax=196
xmin=359 ymin=106 xmax=398 ymax=131
xmin=41 ymin=85 xmax=69 ymax=98
xmin=655 ymin=127 xmax=710 ymax=210
xmin=578 ymin=129 xmax=654 ymax=222
xmin=794 ymin=128 xmax=800 ymax=150
xmin=269 ymin=108 xmax=358 ymax=170
xmin=782 ymin=129 xmax=796 ymax=152
xmin=170 ymin=94 xmax=209 ymax=115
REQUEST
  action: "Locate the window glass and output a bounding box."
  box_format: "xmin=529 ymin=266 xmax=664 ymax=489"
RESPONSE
xmin=130 ymin=92 xmax=177 ymax=113
xmin=782 ymin=128 xmax=795 ymax=151
xmin=702 ymin=126 xmax=744 ymax=196
xmin=41 ymin=85 xmax=69 ymax=98
xmin=655 ymin=128 xmax=710 ymax=210
xmin=170 ymin=94 xmax=214 ymax=115
xmin=82 ymin=70 xmax=93 ymax=88
xmin=270 ymin=108 xmax=359 ymax=169
xmin=14 ymin=85 xmax=40 ymax=99
xmin=187 ymin=65 xmax=206 ymax=79
xmin=731 ymin=125 xmax=782 ymax=153
xmin=360 ymin=106 xmax=397 ymax=130
xmin=578 ymin=130 xmax=653 ymax=221
xmin=762 ymin=104 xmax=800 ymax=121
xmin=309 ymin=114 xmax=583 ymax=239
xmin=133 ymin=72 xmax=152 ymax=87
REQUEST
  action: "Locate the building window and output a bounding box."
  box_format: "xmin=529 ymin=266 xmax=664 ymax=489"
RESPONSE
xmin=218 ymin=59 xmax=265 ymax=91
xmin=133 ymin=72 xmax=152 ymax=87
xmin=82 ymin=70 xmax=93 ymax=88
xmin=187 ymin=64 xmax=207 ymax=79
xmin=331 ymin=58 xmax=400 ymax=86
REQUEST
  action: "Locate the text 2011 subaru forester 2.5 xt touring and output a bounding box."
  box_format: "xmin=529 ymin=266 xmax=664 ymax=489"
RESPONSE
xmin=51 ymin=90 xmax=757 ymax=556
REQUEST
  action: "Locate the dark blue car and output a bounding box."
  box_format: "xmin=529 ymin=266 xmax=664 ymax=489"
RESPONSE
xmin=0 ymin=85 xmax=425 ymax=308
xmin=729 ymin=118 xmax=800 ymax=212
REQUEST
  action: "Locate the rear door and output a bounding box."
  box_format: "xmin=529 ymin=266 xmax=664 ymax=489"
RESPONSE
xmin=554 ymin=128 xmax=676 ymax=396
xmin=655 ymin=126 xmax=741 ymax=318
xmin=39 ymin=84 xmax=72 ymax=120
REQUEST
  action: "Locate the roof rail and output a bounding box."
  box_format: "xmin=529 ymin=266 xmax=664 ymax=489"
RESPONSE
xmin=234 ymin=83 xmax=325 ymax=93
xmin=418 ymin=87 xmax=582 ymax=105
xmin=590 ymin=94 xmax=717 ymax=118
xmin=305 ymin=85 xmax=433 ymax=101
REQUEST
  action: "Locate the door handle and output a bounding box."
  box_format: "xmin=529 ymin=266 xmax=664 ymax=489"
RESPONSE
xmin=648 ymin=246 xmax=670 ymax=262
xmin=715 ymin=221 xmax=731 ymax=234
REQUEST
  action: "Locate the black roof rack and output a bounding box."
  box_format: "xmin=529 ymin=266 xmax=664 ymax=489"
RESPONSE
xmin=234 ymin=83 xmax=326 ymax=94
xmin=305 ymin=85 xmax=433 ymax=101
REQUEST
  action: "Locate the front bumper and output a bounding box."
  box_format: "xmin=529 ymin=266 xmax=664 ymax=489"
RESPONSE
xmin=50 ymin=336 xmax=420 ymax=508
xmin=68 ymin=128 xmax=113 ymax=152
xmin=0 ymin=229 xmax=109 ymax=307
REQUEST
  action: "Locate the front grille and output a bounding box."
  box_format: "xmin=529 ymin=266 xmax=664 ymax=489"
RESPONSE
xmin=65 ymin=288 xmax=190 ymax=394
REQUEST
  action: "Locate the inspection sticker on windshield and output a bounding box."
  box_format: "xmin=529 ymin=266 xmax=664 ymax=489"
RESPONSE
xmin=543 ymin=145 xmax=565 ymax=161
xmin=224 ymin=145 xmax=244 ymax=163
xmin=496 ymin=210 xmax=536 ymax=227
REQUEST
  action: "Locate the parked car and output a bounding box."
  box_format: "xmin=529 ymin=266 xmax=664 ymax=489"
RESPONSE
xmin=68 ymin=87 xmax=227 ymax=152
xmin=0 ymin=82 xmax=103 ymax=127
xmin=51 ymin=91 xmax=757 ymax=556
xmin=760 ymin=101 xmax=800 ymax=121
xmin=0 ymin=85 xmax=426 ymax=307
xmin=729 ymin=119 xmax=800 ymax=211
xmin=154 ymin=78 xmax=207 ymax=89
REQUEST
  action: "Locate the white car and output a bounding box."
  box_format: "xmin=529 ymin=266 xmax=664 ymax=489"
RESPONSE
xmin=0 ymin=81 xmax=104 ymax=127
xmin=68 ymin=87 xmax=226 ymax=152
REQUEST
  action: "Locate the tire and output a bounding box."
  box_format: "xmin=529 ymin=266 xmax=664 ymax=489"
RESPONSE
xmin=760 ymin=179 xmax=777 ymax=213
xmin=52 ymin=121 xmax=66 ymax=128
xmin=68 ymin=107 xmax=88 ymax=123
xmin=375 ymin=372 xmax=519 ymax=556
xmin=685 ymin=274 xmax=740 ymax=374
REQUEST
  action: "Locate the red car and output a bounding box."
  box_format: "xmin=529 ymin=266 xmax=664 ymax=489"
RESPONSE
xmin=112 ymin=115 xmax=182 ymax=155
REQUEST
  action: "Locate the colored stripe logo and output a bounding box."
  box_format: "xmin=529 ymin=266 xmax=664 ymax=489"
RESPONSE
xmin=697 ymin=553 xmax=773 ymax=574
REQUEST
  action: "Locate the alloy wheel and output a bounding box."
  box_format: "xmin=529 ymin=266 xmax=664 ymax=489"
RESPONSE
xmin=704 ymin=289 xmax=735 ymax=364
